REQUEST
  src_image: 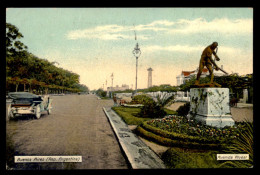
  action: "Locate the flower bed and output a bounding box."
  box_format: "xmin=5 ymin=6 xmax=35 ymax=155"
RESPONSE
xmin=136 ymin=125 xmax=222 ymax=150
xmin=136 ymin=115 xmax=249 ymax=150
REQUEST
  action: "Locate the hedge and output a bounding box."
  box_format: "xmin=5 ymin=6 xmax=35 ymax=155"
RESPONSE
xmin=136 ymin=126 xmax=223 ymax=150
xmin=141 ymin=121 xmax=228 ymax=144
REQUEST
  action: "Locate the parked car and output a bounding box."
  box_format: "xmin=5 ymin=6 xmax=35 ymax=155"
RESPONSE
xmin=7 ymin=92 xmax=53 ymax=120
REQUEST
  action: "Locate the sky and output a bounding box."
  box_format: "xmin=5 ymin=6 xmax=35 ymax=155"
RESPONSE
xmin=6 ymin=8 xmax=253 ymax=90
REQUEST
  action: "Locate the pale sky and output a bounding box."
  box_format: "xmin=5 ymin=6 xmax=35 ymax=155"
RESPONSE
xmin=6 ymin=8 xmax=253 ymax=90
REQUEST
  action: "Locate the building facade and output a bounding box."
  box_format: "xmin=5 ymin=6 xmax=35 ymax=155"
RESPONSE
xmin=176 ymin=66 xmax=225 ymax=86
xmin=107 ymin=84 xmax=130 ymax=92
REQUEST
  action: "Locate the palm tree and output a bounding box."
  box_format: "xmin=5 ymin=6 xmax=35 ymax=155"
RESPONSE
xmin=155 ymin=92 xmax=175 ymax=109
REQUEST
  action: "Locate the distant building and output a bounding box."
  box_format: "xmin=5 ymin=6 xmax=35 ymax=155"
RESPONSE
xmin=147 ymin=67 xmax=153 ymax=88
xmin=107 ymin=84 xmax=130 ymax=92
xmin=176 ymin=65 xmax=225 ymax=86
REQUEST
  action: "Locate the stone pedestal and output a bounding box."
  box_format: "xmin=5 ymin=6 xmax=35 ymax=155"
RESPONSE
xmin=188 ymin=88 xmax=235 ymax=128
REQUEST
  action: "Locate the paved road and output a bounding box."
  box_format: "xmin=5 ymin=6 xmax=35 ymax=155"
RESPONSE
xmin=6 ymin=94 xmax=129 ymax=170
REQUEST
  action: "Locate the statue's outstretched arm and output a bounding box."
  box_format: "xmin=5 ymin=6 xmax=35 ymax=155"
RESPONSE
xmin=213 ymin=51 xmax=220 ymax=61
xmin=210 ymin=57 xmax=219 ymax=69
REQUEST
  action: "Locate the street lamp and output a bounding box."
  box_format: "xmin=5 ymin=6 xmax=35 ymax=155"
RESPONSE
xmin=111 ymin=73 xmax=114 ymax=98
xmin=132 ymin=43 xmax=141 ymax=94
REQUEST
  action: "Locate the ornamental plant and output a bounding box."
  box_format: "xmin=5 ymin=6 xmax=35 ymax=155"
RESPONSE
xmin=146 ymin=115 xmax=249 ymax=144
xmin=132 ymin=94 xmax=174 ymax=118
xmin=176 ymin=102 xmax=190 ymax=117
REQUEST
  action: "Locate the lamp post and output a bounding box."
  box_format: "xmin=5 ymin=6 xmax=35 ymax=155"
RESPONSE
xmin=111 ymin=73 xmax=114 ymax=98
xmin=132 ymin=43 xmax=141 ymax=94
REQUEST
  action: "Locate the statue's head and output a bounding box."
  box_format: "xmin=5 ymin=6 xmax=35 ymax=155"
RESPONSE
xmin=211 ymin=42 xmax=218 ymax=49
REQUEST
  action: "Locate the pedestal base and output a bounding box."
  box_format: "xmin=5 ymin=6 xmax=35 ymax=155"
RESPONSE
xmin=188 ymin=88 xmax=235 ymax=128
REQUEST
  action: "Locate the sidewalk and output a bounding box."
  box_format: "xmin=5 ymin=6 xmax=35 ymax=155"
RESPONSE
xmin=103 ymin=107 xmax=166 ymax=169
xmin=236 ymin=103 xmax=253 ymax=108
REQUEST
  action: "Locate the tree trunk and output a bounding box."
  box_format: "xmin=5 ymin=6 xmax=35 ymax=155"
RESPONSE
xmin=16 ymin=84 xmax=19 ymax=92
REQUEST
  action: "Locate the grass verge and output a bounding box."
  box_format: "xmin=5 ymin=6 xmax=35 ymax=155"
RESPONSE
xmin=111 ymin=106 xmax=176 ymax=125
xmin=161 ymin=147 xmax=222 ymax=168
xmin=112 ymin=106 xmax=150 ymax=125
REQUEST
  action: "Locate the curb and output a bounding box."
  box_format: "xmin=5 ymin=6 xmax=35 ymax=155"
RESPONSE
xmin=103 ymin=107 xmax=166 ymax=169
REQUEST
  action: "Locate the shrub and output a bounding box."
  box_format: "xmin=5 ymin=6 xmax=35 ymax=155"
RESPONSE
xmin=130 ymin=94 xmax=164 ymax=118
xmin=139 ymin=103 xmax=166 ymax=118
xmin=161 ymin=147 xmax=221 ymax=168
xmin=130 ymin=94 xmax=154 ymax=105
xmin=220 ymin=121 xmax=253 ymax=168
xmin=131 ymin=94 xmax=175 ymax=118
xmin=96 ymin=88 xmax=107 ymax=98
xmin=101 ymin=91 xmax=107 ymax=97
xmin=176 ymin=102 xmax=190 ymax=117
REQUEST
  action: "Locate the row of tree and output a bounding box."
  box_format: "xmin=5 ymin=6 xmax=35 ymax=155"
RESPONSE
xmin=6 ymin=23 xmax=89 ymax=94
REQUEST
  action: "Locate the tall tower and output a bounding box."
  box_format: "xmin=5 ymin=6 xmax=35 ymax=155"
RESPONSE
xmin=147 ymin=67 xmax=153 ymax=88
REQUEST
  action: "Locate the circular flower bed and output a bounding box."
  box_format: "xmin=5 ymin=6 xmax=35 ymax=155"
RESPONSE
xmin=146 ymin=115 xmax=248 ymax=143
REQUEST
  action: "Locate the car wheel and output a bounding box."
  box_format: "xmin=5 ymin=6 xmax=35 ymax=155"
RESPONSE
xmin=7 ymin=105 xmax=14 ymax=120
xmin=35 ymin=105 xmax=41 ymax=119
xmin=47 ymin=109 xmax=51 ymax=115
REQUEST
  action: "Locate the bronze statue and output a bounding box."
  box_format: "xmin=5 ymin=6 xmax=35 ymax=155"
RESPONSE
xmin=195 ymin=42 xmax=222 ymax=87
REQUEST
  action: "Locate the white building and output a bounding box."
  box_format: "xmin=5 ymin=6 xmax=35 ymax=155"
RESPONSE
xmin=176 ymin=66 xmax=225 ymax=86
xmin=107 ymin=84 xmax=130 ymax=92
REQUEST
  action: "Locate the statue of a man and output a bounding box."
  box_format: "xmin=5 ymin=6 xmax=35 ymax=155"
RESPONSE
xmin=195 ymin=42 xmax=221 ymax=85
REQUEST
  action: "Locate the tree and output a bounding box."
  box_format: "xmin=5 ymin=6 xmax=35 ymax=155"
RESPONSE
xmin=6 ymin=23 xmax=89 ymax=94
xmin=96 ymin=88 xmax=107 ymax=97
xmin=215 ymin=73 xmax=253 ymax=99
xmin=6 ymin=23 xmax=27 ymax=57
xmin=11 ymin=77 xmax=22 ymax=92
xmin=75 ymin=84 xmax=90 ymax=93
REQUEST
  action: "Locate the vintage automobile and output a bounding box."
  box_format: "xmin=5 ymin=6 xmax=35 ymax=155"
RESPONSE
xmin=7 ymin=92 xmax=53 ymax=120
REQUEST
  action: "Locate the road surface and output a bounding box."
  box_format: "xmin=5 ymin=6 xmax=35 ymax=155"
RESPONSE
xmin=6 ymin=94 xmax=129 ymax=170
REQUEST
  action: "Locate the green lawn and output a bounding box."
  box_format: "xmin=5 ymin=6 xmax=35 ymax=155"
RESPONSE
xmin=162 ymin=147 xmax=222 ymax=168
xmin=112 ymin=106 xmax=150 ymax=125
xmin=111 ymin=106 xmax=177 ymax=125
